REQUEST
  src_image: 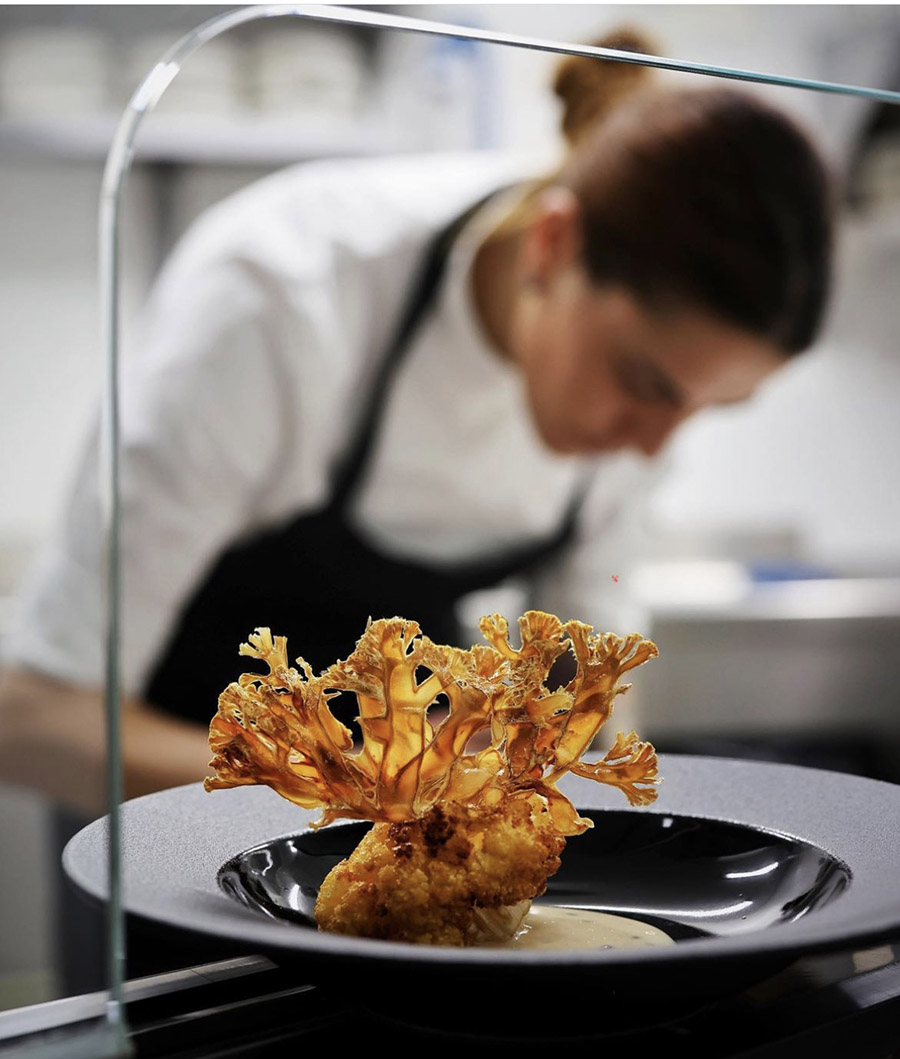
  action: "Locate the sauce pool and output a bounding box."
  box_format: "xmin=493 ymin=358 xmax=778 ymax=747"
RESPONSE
xmin=485 ymin=905 xmax=676 ymax=952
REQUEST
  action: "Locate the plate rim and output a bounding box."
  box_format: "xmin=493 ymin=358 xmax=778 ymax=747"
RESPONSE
xmin=63 ymin=754 xmax=900 ymax=970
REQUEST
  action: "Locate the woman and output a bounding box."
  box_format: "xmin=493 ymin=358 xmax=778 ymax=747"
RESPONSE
xmin=0 ymin=39 xmax=833 ymax=819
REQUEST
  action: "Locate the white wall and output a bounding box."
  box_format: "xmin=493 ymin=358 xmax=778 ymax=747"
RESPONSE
xmin=0 ymin=160 xmax=163 ymax=607
xmin=0 ymin=161 xmax=100 ymax=549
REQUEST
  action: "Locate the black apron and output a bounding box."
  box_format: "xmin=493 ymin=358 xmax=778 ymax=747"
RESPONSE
xmin=144 ymin=195 xmax=586 ymax=724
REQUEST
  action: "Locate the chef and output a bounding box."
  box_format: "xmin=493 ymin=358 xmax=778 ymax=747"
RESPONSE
xmin=0 ymin=36 xmax=833 ymax=817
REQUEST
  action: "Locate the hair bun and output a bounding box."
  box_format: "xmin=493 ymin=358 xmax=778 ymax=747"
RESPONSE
xmin=553 ymin=27 xmax=659 ymax=147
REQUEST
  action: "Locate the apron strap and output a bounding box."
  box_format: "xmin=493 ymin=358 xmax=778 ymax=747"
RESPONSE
xmin=328 ymin=190 xmax=502 ymax=510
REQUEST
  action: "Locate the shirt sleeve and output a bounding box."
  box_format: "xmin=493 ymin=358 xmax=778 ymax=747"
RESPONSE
xmin=6 ymin=238 xmax=301 ymax=696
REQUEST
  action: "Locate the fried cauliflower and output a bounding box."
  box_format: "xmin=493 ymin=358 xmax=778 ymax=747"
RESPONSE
xmin=205 ymin=611 xmax=659 ymax=946
xmin=316 ymin=799 xmax=565 ymax=946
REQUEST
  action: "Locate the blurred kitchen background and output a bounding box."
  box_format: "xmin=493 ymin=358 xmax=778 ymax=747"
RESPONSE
xmin=1 ymin=2 xmax=899 ymax=1013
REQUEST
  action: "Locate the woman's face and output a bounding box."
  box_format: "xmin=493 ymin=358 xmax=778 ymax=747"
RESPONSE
xmin=506 ymin=191 xmax=785 ymax=458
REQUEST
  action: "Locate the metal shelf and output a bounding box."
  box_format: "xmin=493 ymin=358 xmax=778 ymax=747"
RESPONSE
xmin=0 ymin=112 xmax=414 ymax=167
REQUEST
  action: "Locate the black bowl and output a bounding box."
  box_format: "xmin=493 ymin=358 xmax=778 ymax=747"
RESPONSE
xmin=218 ymin=810 xmax=848 ymax=940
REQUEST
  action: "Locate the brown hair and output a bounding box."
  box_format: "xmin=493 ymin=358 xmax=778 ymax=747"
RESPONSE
xmin=553 ymin=27 xmax=659 ymax=146
xmin=551 ymin=33 xmax=835 ymax=354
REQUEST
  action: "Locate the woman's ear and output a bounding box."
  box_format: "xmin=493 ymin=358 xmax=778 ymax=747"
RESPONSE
xmin=520 ymin=186 xmax=582 ymax=290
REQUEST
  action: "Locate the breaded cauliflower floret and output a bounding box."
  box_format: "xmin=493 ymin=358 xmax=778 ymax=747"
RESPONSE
xmin=315 ymin=797 xmax=565 ymax=946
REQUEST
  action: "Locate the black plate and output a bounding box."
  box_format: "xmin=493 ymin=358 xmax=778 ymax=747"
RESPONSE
xmin=64 ymin=756 xmax=900 ymax=1033
xmin=218 ymin=811 xmax=849 ymax=939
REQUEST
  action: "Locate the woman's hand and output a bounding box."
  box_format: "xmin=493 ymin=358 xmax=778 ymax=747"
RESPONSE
xmin=0 ymin=666 xmax=211 ymax=817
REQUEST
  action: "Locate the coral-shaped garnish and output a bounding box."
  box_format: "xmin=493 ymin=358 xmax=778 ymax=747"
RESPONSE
xmin=205 ymin=611 xmax=659 ymax=836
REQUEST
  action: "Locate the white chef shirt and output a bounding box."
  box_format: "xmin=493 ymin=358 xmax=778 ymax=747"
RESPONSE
xmin=7 ymin=150 xmax=657 ymax=695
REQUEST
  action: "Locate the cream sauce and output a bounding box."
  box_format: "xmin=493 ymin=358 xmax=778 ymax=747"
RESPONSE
xmin=491 ymin=905 xmax=675 ymax=952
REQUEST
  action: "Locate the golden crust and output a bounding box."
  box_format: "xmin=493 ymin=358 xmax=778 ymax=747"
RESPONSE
xmin=314 ymin=799 xmax=566 ymax=946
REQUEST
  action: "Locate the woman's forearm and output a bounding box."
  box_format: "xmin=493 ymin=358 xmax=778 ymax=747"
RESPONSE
xmin=0 ymin=667 xmax=211 ymax=817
